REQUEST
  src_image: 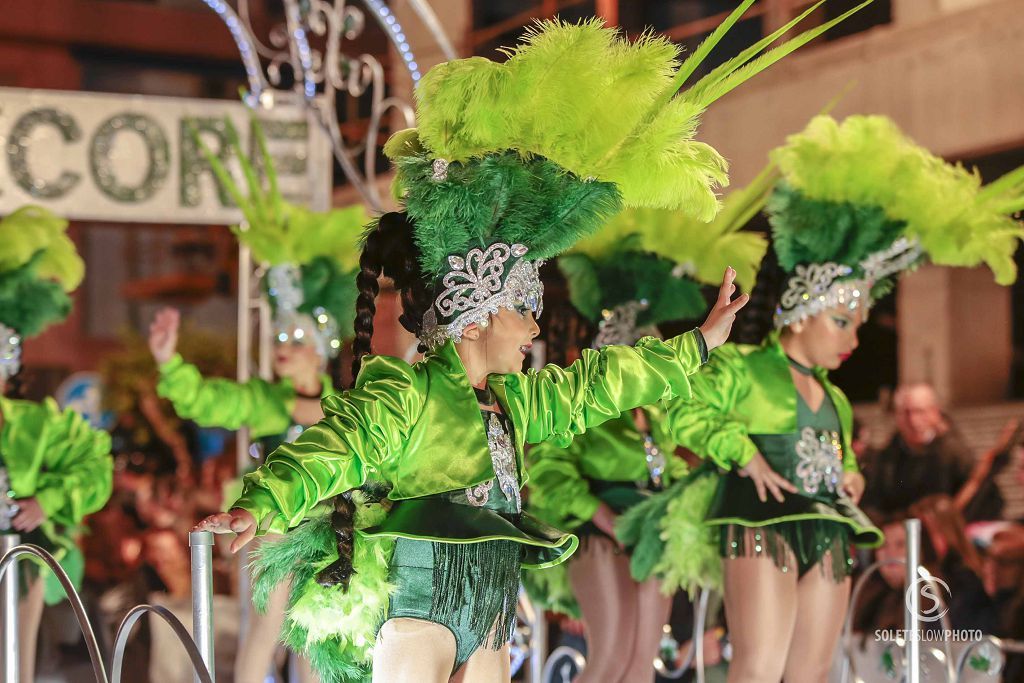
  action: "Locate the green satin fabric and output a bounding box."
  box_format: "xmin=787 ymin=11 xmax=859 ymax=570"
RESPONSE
xmin=361 ymin=498 xmax=576 ymax=569
xmin=233 ymin=330 xmax=705 ymax=538
xmin=527 ymin=407 xmax=687 ymax=531
xmin=0 ymin=396 xmax=113 ymax=572
xmin=666 ymin=333 xmax=859 ymax=473
xmin=157 ymin=354 xmax=334 ymax=439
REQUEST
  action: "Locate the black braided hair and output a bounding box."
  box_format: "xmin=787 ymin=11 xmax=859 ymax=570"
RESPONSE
xmin=320 ymin=212 xmax=430 ymax=590
xmin=315 ymin=491 xmax=357 ymax=588
xmin=351 ymin=211 xmax=431 ymax=381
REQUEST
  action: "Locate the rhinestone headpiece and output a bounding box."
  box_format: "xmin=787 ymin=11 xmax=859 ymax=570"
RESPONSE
xmin=266 ymin=264 xmax=342 ymax=360
xmin=773 ymin=237 xmax=924 ymax=329
xmin=0 ymin=324 xmax=22 ymax=382
xmin=420 ymin=242 xmax=544 ymax=350
xmin=591 ymin=300 xmax=651 ymax=349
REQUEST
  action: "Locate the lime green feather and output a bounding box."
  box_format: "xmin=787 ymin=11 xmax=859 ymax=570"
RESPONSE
xmin=614 ymin=464 xmax=721 ymax=598
xmin=406 ymin=6 xmax=872 ymax=220
xmin=192 ymin=118 xmax=370 ymax=272
xmin=772 ymin=115 xmax=1024 ymax=284
xmin=250 ymin=493 xmax=395 ymax=683
xmin=0 ymin=206 xmax=83 ymax=336
xmin=558 ymin=165 xmax=772 ymax=327
xmin=650 ymin=465 xmax=722 ymax=596
xmin=521 ymin=564 xmax=580 ymax=619
xmin=0 ymin=206 xmax=84 ymax=292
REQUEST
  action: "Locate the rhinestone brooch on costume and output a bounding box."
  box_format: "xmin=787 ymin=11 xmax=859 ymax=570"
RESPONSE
xmin=420 ymin=242 xmax=544 ymax=350
xmin=794 ymin=426 xmax=843 ymax=495
xmin=486 ymin=413 xmax=521 ymax=512
xmin=465 ymin=480 xmax=494 ymax=507
xmin=641 ymin=431 xmax=666 ymax=490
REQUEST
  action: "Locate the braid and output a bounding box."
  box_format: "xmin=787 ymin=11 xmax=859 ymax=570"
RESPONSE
xmin=351 ymin=245 xmax=382 ymax=382
xmin=350 ymin=212 xmax=432 ymax=380
xmin=323 ymin=212 xmax=429 ymax=592
xmin=315 ymin=491 xmax=357 ymax=588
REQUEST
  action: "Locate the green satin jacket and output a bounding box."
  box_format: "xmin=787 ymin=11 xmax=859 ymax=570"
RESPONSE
xmin=0 ymin=396 xmax=113 ymax=550
xmin=157 ymin=353 xmax=334 ymax=438
xmin=234 ymin=331 xmax=707 ymax=534
xmin=527 ymin=407 xmax=688 ymax=530
xmin=667 ymin=334 xmax=859 ymax=473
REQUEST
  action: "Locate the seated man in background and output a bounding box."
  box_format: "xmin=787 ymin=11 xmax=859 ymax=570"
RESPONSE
xmin=862 ymin=383 xmax=974 ymax=517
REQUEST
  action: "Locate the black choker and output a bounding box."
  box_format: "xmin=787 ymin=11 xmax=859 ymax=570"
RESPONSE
xmin=474 ymin=385 xmax=496 ymax=406
xmin=786 ymin=355 xmax=815 ymax=376
xmin=295 ymin=382 xmax=324 ymax=399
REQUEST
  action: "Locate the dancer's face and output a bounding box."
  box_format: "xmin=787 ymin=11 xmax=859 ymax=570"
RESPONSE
xmin=463 ymin=306 xmax=540 ymax=376
xmin=273 ymin=340 xmax=323 ymax=383
xmin=784 ymin=304 xmax=863 ymax=370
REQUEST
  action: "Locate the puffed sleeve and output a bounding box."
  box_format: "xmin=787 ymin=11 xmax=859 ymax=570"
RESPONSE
xmin=157 ymin=353 xmax=293 ymax=438
xmin=34 ymin=399 xmax=114 ymax=527
xmin=664 ymin=343 xmax=758 ymax=470
xmin=527 ymin=437 xmax=600 ymax=530
xmin=510 ymin=329 xmax=708 ymax=446
xmin=231 ymin=356 xmax=422 ymax=534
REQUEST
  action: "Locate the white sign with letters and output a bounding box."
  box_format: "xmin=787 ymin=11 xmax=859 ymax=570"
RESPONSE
xmin=0 ymin=87 xmax=332 ymax=224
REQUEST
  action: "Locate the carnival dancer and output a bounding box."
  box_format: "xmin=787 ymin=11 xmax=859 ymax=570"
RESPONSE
xmin=0 ymin=206 xmax=113 ymax=683
xmin=195 ymin=5 xmax=875 ymax=681
xmin=633 ymin=114 xmax=1024 ymax=683
xmin=526 ymin=168 xmax=771 ymax=682
xmin=149 ymin=123 xmax=367 ymax=682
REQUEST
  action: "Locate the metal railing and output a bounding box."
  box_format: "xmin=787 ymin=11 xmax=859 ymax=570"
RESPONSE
xmin=0 ymin=530 xmax=216 ymax=683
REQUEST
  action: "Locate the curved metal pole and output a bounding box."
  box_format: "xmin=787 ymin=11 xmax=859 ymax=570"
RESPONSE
xmin=110 ymin=605 xmax=214 ymax=683
xmin=400 ymin=0 xmax=459 ymax=61
xmin=652 ymin=589 xmax=710 ymax=680
xmin=0 ymin=544 xmax=108 ymax=683
xmin=198 ymin=0 xmax=269 ymax=102
xmin=1 ymin=535 xmax=19 ymax=683
xmin=840 ymin=558 xmax=904 ymax=683
xmin=955 ymin=635 xmax=1005 ymax=680
xmin=541 ymin=646 xmax=586 ymax=683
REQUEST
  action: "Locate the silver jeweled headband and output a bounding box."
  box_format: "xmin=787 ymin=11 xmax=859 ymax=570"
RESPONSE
xmin=773 ymin=237 xmax=924 ymax=329
xmin=0 ymin=324 xmax=22 ymax=382
xmin=266 ymin=264 xmax=342 ymax=359
xmin=420 ymin=242 xmax=544 ymax=350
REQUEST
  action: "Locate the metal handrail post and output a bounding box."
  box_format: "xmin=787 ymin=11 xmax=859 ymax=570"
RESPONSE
xmin=0 ymin=534 xmax=20 ymax=683
xmin=905 ymin=519 xmax=922 ymax=683
xmin=190 ymin=530 xmax=216 ymax=683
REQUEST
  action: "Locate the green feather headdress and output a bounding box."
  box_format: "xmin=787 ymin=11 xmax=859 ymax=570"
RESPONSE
xmin=384 ymin=1 xmax=873 ymax=348
xmin=0 ymin=205 xmax=84 ymax=379
xmin=769 ymin=115 xmax=1024 ymax=328
xmin=199 ymin=118 xmax=371 ymax=356
xmin=558 ymin=165 xmax=773 ymax=346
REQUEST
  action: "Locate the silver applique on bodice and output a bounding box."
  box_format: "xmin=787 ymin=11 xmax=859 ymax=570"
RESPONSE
xmin=641 ymin=431 xmax=666 ymax=490
xmin=794 ymin=426 xmax=842 ymax=495
xmin=487 ymin=412 xmax=521 ymax=512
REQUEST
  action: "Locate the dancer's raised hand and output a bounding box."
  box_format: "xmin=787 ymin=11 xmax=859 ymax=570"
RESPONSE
xmin=699 ymin=267 xmax=749 ymax=351
xmin=193 ymin=509 xmax=257 ymax=554
xmin=148 ymin=307 xmax=180 ymax=365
